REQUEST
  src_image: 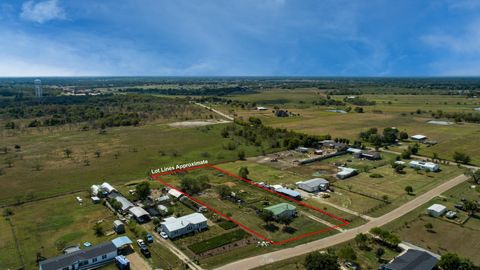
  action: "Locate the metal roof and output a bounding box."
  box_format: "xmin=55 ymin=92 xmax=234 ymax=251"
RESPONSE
xmin=109 ymin=192 xmax=134 ymax=211
xmin=111 ymin=236 xmax=132 ymax=249
xmin=276 ymin=188 xmax=301 ymax=198
xmin=39 ymin=242 xmax=116 ymax=270
xmin=427 ymin=204 xmax=447 ymax=213
xmin=384 ymin=249 xmax=438 ymax=270
xmin=264 ymin=203 xmax=296 ymax=216
xmin=161 ymin=213 xmax=207 ymax=232
xmin=298 ymin=178 xmax=329 ymax=187
xmin=129 ymin=206 xmax=150 ymax=218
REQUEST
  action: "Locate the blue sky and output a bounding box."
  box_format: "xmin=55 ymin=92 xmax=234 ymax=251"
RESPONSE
xmin=1 ymin=0 xmax=480 ymax=76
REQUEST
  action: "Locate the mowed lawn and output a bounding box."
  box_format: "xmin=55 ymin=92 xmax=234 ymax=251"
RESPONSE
xmin=383 ymin=181 xmax=480 ymax=264
xmin=0 ymin=122 xmax=274 ymax=206
xmin=331 ymin=163 xmax=464 ymax=217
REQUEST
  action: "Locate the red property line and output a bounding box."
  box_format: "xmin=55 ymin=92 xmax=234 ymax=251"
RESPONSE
xmin=150 ymin=164 xmax=350 ymax=245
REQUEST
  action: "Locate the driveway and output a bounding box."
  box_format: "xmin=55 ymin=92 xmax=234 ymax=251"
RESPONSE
xmin=125 ymin=252 xmax=152 ymax=270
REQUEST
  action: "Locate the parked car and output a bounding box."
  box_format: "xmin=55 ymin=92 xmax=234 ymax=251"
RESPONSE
xmin=160 ymin=231 xmax=168 ymax=239
xmin=145 ymin=233 xmax=154 ymax=243
xmin=344 ymin=261 xmax=359 ymax=270
xmin=136 ymin=239 xmax=146 ymax=248
xmin=140 ymin=246 xmax=151 ymax=257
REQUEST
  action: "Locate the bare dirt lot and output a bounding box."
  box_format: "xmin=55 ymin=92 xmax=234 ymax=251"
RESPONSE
xmin=168 ymin=119 xmax=231 ymax=128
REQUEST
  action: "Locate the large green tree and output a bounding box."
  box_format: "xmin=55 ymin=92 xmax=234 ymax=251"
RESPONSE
xmin=304 ymin=252 xmax=340 ymax=270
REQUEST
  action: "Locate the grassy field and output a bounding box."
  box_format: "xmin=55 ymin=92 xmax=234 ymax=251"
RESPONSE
xmin=0 ymin=122 xmax=281 ymax=206
xmin=383 ymin=181 xmax=480 ymax=264
xmin=215 ymin=91 xmax=480 ymax=165
xmin=330 ymin=162 xmax=464 ymax=217
xmin=0 ymin=192 xmax=182 ymax=270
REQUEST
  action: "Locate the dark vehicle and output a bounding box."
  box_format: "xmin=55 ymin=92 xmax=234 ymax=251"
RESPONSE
xmin=140 ymin=246 xmax=151 ymax=257
xmin=145 ymin=233 xmax=154 ymax=243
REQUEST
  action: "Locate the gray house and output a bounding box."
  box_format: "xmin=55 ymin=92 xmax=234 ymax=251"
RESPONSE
xmin=39 ymin=242 xmax=117 ymax=270
xmin=382 ymin=249 xmax=438 ymax=270
xmin=297 ymin=178 xmax=330 ymax=192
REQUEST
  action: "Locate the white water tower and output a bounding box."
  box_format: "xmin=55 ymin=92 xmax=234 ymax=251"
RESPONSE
xmin=34 ymin=79 xmax=43 ymax=97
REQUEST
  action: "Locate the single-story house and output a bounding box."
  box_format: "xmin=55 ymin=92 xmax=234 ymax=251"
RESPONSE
xmin=129 ymin=206 xmax=151 ymax=223
xmin=314 ymin=149 xmax=323 ymax=155
xmin=168 ymin=189 xmax=183 ymax=199
xmin=264 ymin=203 xmax=297 ymax=219
xmin=256 ymin=106 xmax=268 ymax=111
xmin=297 ymin=178 xmax=329 ymax=192
xmin=113 ymin=220 xmax=125 ymax=234
xmin=336 ymin=167 xmax=358 ymax=179
xmin=319 ymin=140 xmax=347 ymax=150
xmin=427 ymin=204 xmax=447 ymax=217
xmin=39 ymin=239 xmax=123 ymax=270
xmin=354 ymin=151 xmax=381 ymax=160
xmin=276 ymin=188 xmax=302 ymax=200
xmin=394 ymin=161 xmax=406 ymax=166
xmin=411 ymin=134 xmax=427 ymax=141
xmin=160 ymin=213 xmax=208 ymax=239
xmin=409 ymin=160 xmax=439 ymax=172
xmin=382 ymin=249 xmax=439 ymax=270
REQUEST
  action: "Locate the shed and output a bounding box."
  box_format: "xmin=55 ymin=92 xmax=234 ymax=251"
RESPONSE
xmin=336 ymin=167 xmax=358 ymax=179
xmin=111 ymin=236 xmax=133 ymax=249
xmin=411 ymin=134 xmax=427 ymax=141
xmin=347 ymin=148 xmax=362 ymax=154
xmin=157 ymin=205 xmax=168 ymax=215
xmin=113 ymin=220 xmax=125 ymax=234
xmin=297 ymin=178 xmax=329 ymax=192
xmin=296 ymin=146 xmax=309 ymax=153
xmin=91 ymin=185 xmax=100 ymax=196
xmin=427 ymin=204 xmax=447 ymax=217
xmin=129 ymin=206 xmax=151 ymax=223
xmin=91 ymin=196 xmax=101 ymax=204
xmin=276 ymin=188 xmax=301 ymax=200
xmin=168 ymin=189 xmax=183 ymax=199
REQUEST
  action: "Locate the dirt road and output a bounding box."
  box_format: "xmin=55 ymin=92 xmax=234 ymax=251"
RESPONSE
xmin=195 ymin=102 xmax=234 ymax=121
xmin=215 ymin=174 xmax=468 ymax=270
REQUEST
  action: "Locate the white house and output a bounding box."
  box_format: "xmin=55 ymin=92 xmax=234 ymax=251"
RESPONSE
xmin=346 ymin=148 xmax=362 ymax=154
xmin=168 ymin=189 xmax=183 ymax=199
xmin=427 ymin=204 xmax=447 ymax=217
xmin=409 ymin=160 xmax=440 ymax=172
xmin=297 ymin=178 xmax=330 ymax=192
xmin=160 ymin=213 xmax=208 ymax=239
xmin=336 ymin=167 xmax=358 ymax=179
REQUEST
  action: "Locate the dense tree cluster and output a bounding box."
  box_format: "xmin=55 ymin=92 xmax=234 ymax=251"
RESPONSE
xmin=122 ymin=86 xmax=254 ymax=96
xmin=432 ymin=110 xmax=480 ymax=124
xmin=359 ymin=127 xmax=400 ymax=148
xmin=344 ymin=96 xmax=376 ymax=106
xmin=1 ymin=94 xmax=204 ymax=128
xmin=312 ymin=97 xmax=345 ymax=106
xmin=222 ymin=117 xmax=330 ymax=150
xmin=180 ymin=175 xmax=210 ymax=195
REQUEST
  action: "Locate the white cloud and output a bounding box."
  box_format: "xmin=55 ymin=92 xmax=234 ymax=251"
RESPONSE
xmin=20 ymin=0 xmax=66 ymax=23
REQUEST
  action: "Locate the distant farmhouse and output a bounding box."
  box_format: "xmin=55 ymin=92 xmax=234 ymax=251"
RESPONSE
xmin=264 ymin=203 xmax=296 ymax=220
xmin=160 ymin=213 xmax=208 ymax=239
xmin=39 ymin=237 xmax=132 ymax=270
xmin=297 ymin=178 xmax=329 ymax=192
xmin=410 ymin=134 xmax=427 ymax=142
xmin=409 ymin=160 xmax=440 ymax=172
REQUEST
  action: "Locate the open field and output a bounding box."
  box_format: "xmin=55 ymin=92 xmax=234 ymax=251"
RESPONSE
xmin=0 ymin=122 xmax=280 ymax=206
xmin=0 ymin=192 xmax=183 ymax=270
xmin=331 ymin=162 xmax=465 ymax=217
xmin=212 ymin=91 xmax=480 ymax=165
xmin=383 ymin=181 xmax=480 ymax=264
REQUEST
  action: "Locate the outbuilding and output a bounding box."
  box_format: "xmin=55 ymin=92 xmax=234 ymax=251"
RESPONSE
xmin=168 ymin=189 xmax=183 ymax=199
xmin=276 ymin=188 xmax=302 ymax=200
xmin=336 ymin=167 xmax=358 ymax=179
xmin=411 ymin=134 xmax=427 ymax=141
xmin=297 ymin=178 xmax=330 ymax=192
xmin=129 ymin=207 xmax=151 ymax=223
xmin=113 ymin=220 xmax=125 ymax=234
xmin=427 ymin=204 xmax=447 ymax=217
xmin=101 ymin=182 xmax=117 ymax=194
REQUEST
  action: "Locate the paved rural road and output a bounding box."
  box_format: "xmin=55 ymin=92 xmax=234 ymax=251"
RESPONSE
xmin=215 ymin=173 xmax=469 ymax=270
xmin=195 ymin=102 xmax=234 ymax=121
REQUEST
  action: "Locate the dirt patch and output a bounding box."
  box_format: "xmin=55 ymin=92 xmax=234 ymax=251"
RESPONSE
xmin=196 ymin=236 xmax=257 ymax=258
xmin=168 ymin=120 xmax=231 ymax=128
xmin=224 ymin=182 xmax=237 ymax=188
